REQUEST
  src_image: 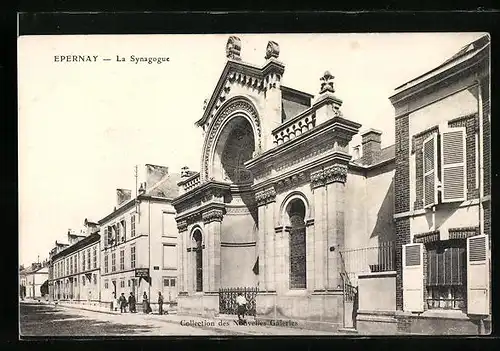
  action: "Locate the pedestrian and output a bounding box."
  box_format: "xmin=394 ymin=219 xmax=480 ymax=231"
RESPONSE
xmin=236 ymin=292 xmax=247 ymax=325
xmin=119 ymin=292 xmax=127 ymax=313
xmin=128 ymin=292 xmax=136 ymax=313
xmin=158 ymin=292 xmax=164 ymax=315
xmin=110 ymin=291 xmax=116 ymax=311
xmin=143 ymin=292 xmax=150 ymax=314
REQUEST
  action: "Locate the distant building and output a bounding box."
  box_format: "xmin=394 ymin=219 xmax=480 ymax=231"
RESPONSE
xmin=50 ymin=223 xmax=101 ymax=304
xmin=98 ymin=164 xmax=180 ymax=308
xmin=24 ymin=262 xmax=49 ymax=300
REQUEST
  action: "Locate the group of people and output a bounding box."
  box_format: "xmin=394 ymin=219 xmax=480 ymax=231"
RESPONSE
xmin=110 ymin=291 xmax=167 ymax=315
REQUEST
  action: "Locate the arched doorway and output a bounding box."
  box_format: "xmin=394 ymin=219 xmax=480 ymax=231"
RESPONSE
xmin=287 ymin=199 xmax=307 ymax=290
xmin=212 ymin=116 xmax=255 ymax=184
xmin=192 ymin=230 xmax=203 ymax=292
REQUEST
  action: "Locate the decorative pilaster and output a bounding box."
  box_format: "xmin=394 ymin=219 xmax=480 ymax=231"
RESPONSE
xmin=177 ymin=221 xmax=187 ymax=293
xmin=311 ymin=163 xmax=348 ymax=291
xmin=255 ymin=186 xmax=276 ymax=292
xmin=202 ymin=208 xmax=223 ymax=292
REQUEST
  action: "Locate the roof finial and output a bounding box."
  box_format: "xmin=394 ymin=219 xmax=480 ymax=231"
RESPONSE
xmin=320 ymin=71 xmax=335 ymax=94
xmin=226 ymin=36 xmax=242 ymax=61
xmin=265 ymin=41 xmax=280 ymax=60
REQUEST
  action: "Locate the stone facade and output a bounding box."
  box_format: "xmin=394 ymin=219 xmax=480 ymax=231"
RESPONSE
xmin=173 ymin=37 xmax=396 ymax=329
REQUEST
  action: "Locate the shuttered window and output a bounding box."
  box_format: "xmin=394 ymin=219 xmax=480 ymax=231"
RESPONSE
xmin=402 ymin=243 xmax=424 ymax=312
xmin=426 ymin=240 xmax=466 ymax=310
xmin=423 ymin=134 xmax=438 ymax=208
xmin=441 ymin=127 xmax=466 ymax=202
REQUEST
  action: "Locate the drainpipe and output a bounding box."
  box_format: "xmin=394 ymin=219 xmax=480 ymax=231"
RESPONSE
xmin=148 ymin=201 xmax=151 ymax=301
xmin=477 ymin=80 xmax=484 ymax=236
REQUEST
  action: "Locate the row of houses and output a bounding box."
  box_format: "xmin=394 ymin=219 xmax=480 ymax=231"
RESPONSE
xmin=36 ymin=34 xmax=490 ymax=335
xmin=47 ymin=165 xmax=182 ymax=308
xmin=20 ymin=262 xmax=49 ymax=300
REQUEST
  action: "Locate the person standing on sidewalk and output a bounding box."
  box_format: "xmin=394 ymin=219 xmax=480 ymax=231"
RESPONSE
xmin=236 ymin=293 xmax=247 ymax=324
xmin=119 ymin=293 xmax=127 ymax=313
xmin=128 ymin=292 xmax=136 ymax=313
xmin=158 ymin=292 xmax=164 ymax=315
xmin=110 ymin=291 xmax=116 ymax=311
xmin=143 ymin=292 xmax=150 ymax=314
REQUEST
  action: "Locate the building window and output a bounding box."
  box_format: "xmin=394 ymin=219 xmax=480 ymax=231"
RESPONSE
xmin=120 ymin=250 xmax=125 ymax=271
xmin=121 ymin=219 xmax=126 ymax=242
xmin=111 ymin=253 xmax=116 ymax=272
xmin=193 ymin=230 xmax=203 ymax=292
xmin=82 ymin=251 xmax=86 ymax=271
xmin=87 ymin=248 xmax=91 ymax=269
xmin=82 ymin=276 xmax=86 ymax=286
xmin=104 ymin=254 xmax=109 ymax=274
xmin=74 ymin=255 xmax=77 ymax=274
xmin=131 ymin=214 xmax=136 ymax=237
xmin=163 ymin=278 xmax=170 ymax=287
xmin=287 ymin=199 xmax=307 ymax=290
xmin=70 ymin=257 xmax=73 ymax=275
xmin=120 ymin=280 xmax=125 ymax=288
xmin=93 ymin=246 xmax=97 ymax=269
xmin=104 ymin=280 xmax=109 ymax=289
xmin=93 ymin=274 xmax=97 ymax=285
xmin=131 ymin=246 xmax=136 ymax=269
xmin=170 ymin=278 xmax=175 ymax=287
xmin=426 ymin=240 xmax=466 ymax=310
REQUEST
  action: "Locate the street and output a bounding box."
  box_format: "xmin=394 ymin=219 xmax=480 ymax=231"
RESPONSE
xmin=19 ymin=301 xmax=342 ymax=336
xmin=19 ymin=302 xmax=224 ymax=336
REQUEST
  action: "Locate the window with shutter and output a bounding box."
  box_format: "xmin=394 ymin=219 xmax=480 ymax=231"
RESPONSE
xmin=441 ymin=127 xmax=467 ymax=202
xmin=426 ymin=240 xmax=466 ymax=310
xmin=467 ymin=235 xmax=490 ymax=315
xmin=423 ymin=133 xmax=438 ymax=208
xmin=403 ymin=243 xmax=424 ymax=312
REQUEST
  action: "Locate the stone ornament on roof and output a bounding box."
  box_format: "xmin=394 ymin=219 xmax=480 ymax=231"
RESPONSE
xmin=265 ymin=41 xmax=280 ymax=60
xmin=226 ymin=36 xmax=242 ymax=60
xmin=320 ymin=71 xmax=335 ymax=94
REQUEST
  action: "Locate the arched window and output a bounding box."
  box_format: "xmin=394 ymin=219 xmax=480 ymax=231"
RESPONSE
xmin=193 ymin=230 xmax=203 ymax=292
xmin=287 ymin=199 xmax=306 ymax=289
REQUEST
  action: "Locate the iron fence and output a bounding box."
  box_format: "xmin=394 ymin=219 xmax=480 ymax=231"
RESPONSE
xmin=219 ymin=287 xmax=258 ymax=316
xmin=340 ymin=241 xmax=395 ymax=286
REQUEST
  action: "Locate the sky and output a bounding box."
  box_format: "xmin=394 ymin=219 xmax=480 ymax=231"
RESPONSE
xmin=18 ymin=32 xmax=485 ymax=267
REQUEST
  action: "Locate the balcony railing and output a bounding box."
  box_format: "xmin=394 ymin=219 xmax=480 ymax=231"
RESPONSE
xmin=180 ymin=173 xmax=201 ymax=193
xmin=340 ymin=241 xmax=395 ymax=286
xmin=272 ymin=111 xmax=316 ymax=146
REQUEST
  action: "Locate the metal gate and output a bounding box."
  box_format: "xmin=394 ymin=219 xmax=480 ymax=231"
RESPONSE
xmin=219 ymin=287 xmax=258 ymax=316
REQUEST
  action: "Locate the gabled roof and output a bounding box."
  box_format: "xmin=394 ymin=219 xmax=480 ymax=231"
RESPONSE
xmin=195 ymin=58 xmax=285 ymax=128
xmin=392 ymin=34 xmax=490 ymax=97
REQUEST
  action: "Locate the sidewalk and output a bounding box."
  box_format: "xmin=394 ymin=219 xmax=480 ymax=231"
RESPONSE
xmin=50 ymin=301 xmax=342 ymax=335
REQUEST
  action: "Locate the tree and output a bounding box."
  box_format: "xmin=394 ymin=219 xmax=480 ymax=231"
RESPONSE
xmin=40 ymin=280 xmax=49 ymax=297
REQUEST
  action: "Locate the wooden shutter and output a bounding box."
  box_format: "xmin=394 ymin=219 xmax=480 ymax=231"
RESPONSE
xmin=441 ymin=127 xmax=466 ymax=202
xmin=423 ymin=133 xmax=438 ymax=208
xmin=467 ymin=235 xmax=490 ymax=315
xmin=403 ymin=243 xmax=424 ymax=312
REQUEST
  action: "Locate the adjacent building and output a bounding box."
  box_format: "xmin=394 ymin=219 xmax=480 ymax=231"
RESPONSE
xmin=99 ymin=164 xmax=180 ymax=308
xmin=357 ymin=34 xmax=491 ymax=335
xmin=172 ymin=37 xmax=396 ymax=330
xmin=50 ymin=224 xmax=101 ymax=304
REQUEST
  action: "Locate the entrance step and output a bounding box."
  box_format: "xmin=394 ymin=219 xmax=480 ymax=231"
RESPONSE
xmin=338 ymin=327 xmax=358 ymax=334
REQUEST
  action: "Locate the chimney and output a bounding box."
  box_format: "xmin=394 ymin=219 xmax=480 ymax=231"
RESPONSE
xmin=361 ymin=129 xmax=382 ymax=165
xmin=145 ymin=164 xmax=169 ymax=189
xmin=116 ymin=189 xmax=132 ymax=206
